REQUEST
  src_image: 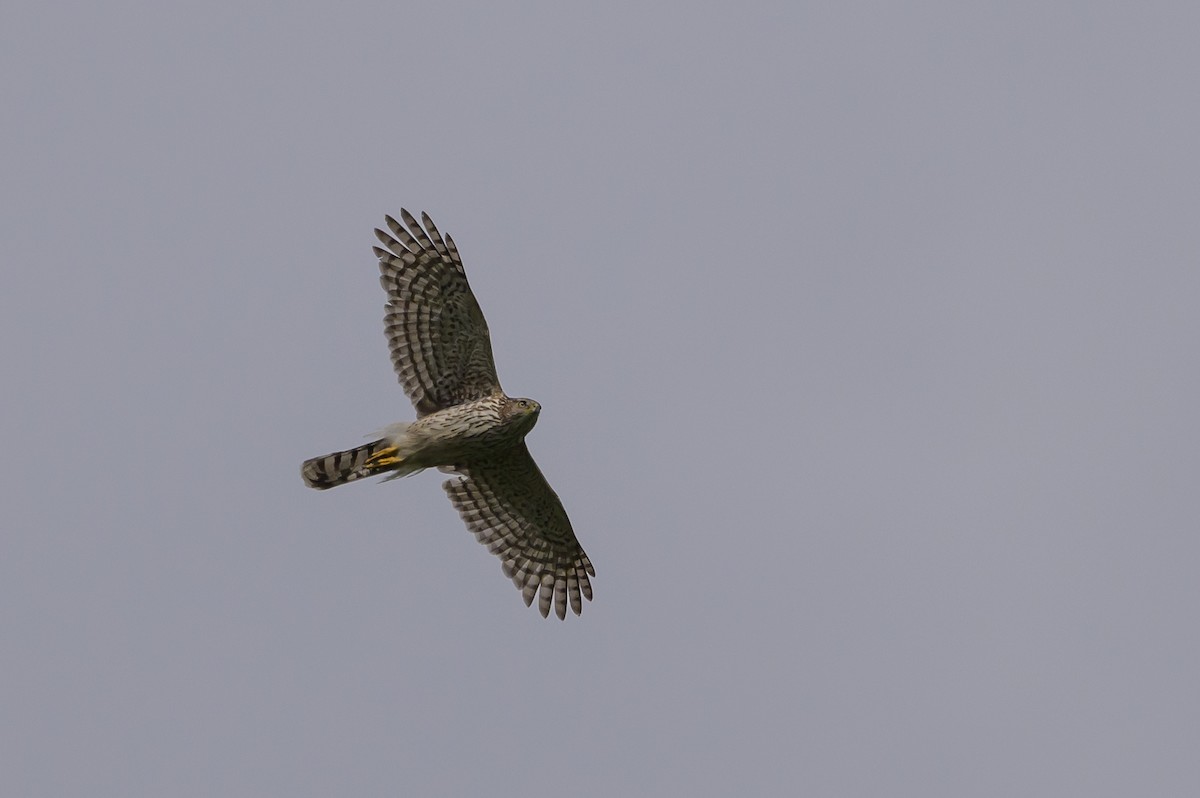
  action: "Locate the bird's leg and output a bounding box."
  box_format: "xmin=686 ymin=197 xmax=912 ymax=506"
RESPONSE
xmin=365 ymin=446 xmax=403 ymax=469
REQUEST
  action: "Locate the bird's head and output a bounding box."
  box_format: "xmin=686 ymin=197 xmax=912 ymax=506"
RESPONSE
xmin=504 ymin=396 xmax=541 ymax=434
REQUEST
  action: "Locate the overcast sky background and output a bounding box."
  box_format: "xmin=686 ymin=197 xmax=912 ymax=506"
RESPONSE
xmin=3 ymin=2 xmax=1198 ymax=796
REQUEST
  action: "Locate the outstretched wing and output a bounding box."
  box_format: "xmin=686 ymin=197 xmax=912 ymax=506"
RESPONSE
xmin=442 ymin=444 xmax=595 ymax=619
xmin=373 ymin=210 xmax=502 ymax=416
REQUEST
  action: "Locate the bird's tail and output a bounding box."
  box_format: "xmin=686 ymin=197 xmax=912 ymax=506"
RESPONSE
xmin=301 ymin=439 xmax=405 ymax=489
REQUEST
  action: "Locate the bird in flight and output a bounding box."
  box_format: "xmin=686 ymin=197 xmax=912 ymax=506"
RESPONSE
xmin=301 ymin=210 xmax=594 ymax=619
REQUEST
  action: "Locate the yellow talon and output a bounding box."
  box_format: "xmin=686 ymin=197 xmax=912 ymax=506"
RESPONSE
xmin=365 ymin=446 xmax=403 ymax=468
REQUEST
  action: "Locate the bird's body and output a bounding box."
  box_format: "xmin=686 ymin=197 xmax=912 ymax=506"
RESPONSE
xmin=301 ymin=210 xmax=594 ymax=619
xmin=302 ymin=394 xmax=536 ymax=487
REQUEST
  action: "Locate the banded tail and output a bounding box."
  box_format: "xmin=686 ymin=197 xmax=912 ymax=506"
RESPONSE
xmin=301 ymin=439 xmax=401 ymax=489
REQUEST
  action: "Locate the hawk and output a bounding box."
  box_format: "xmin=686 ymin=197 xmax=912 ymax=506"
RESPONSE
xmin=301 ymin=210 xmax=594 ymax=619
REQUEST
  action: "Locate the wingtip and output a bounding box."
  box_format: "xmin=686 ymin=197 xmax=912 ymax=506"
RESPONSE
xmin=399 ymin=207 xmax=421 ymax=229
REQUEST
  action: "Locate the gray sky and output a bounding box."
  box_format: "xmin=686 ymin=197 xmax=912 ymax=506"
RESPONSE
xmin=4 ymin=2 xmax=1198 ymax=795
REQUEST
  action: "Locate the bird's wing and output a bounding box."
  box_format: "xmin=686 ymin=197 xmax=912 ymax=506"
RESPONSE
xmin=442 ymin=444 xmax=594 ymax=619
xmin=374 ymin=210 xmax=502 ymax=415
